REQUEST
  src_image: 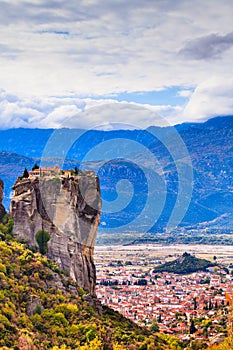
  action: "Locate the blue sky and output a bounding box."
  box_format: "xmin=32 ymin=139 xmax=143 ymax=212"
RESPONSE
xmin=86 ymin=87 xmax=192 ymax=106
xmin=0 ymin=0 xmax=232 ymax=129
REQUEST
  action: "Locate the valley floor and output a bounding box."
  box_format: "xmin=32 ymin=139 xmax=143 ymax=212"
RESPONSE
xmin=95 ymin=244 xmax=233 ymax=343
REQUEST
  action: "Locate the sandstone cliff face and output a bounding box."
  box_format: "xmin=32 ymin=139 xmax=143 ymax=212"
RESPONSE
xmin=10 ymin=172 xmax=101 ymax=295
xmin=0 ymin=179 xmax=6 ymax=222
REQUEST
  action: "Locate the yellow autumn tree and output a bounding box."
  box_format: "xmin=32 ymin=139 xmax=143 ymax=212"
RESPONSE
xmin=113 ymin=343 xmax=127 ymax=350
xmin=52 ymin=346 xmax=71 ymax=350
xmin=207 ymin=293 xmax=233 ymax=350
xmin=76 ymin=337 xmax=103 ymax=350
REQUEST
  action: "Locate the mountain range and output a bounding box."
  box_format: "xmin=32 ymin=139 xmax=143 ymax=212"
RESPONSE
xmin=0 ymin=115 xmax=232 ymax=238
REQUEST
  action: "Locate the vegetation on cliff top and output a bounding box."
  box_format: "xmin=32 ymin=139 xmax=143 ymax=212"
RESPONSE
xmin=0 ymin=214 xmax=189 ymax=350
xmin=153 ymin=252 xmax=214 ymax=274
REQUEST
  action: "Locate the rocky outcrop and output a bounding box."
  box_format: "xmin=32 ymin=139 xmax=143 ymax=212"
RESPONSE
xmin=0 ymin=179 xmax=6 ymax=222
xmin=10 ymin=172 xmax=101 ymax=295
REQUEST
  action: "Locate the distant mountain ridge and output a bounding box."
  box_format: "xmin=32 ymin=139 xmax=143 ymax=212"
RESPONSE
xmin=1 ymin=115 xmax=232 ymax=159
xmin=0 ymin=115 xmax=232 ymax=235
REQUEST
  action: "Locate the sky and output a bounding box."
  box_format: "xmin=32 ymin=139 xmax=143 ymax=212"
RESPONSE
xmin=0 ymin=0 xmax=233 ymax=129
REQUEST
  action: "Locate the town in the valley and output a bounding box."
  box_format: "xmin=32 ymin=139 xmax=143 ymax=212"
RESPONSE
xmin=95 ymin=244 xmax=233 ymax=341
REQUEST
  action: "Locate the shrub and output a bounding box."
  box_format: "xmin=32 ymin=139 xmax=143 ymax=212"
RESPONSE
xmin=35 ymin=230 xmax=50 ymax=255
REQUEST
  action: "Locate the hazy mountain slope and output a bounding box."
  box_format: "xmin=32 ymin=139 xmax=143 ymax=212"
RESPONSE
xmin=0 ymin=115 xmax=232 ymax=233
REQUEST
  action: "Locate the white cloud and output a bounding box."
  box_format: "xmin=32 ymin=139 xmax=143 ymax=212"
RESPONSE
xmin=1 ymin=77 xmax=233 ymax=129
xmin=38 ymin=104 xmax=82 ymax=128
xmin=64 ymin=103 xmax=159 ymax=129
xmin=0 ymin=99 xmax=43 ymax=128
xmin=0 ymin=0 xmax=232 ymax=126
xmin=0 ymin=90 xmax=184 ymax=129
xmin=177 ymin=90 xmax=193 ymax=98
xmin=0 ymin=0 xmax=232 ymax=97
xmin=48 ymin=101 xmax=185 ymax=130
xmin=183 ymin=77 xmax=233 ymax=121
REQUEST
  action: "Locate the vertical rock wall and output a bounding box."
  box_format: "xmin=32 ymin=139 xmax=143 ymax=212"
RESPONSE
xmin=0 ymin=179 xmax=6 ymax=222
xmin=10 ymin=172 xmax=101 ymax=295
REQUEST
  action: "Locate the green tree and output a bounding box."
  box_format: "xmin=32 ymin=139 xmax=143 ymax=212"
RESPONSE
xmin=32 ymin=163 xmax=40 ymax=171
xmin=35 ymin=230 xmax=50 ymax=255
xmin=193 ymin=297 xmax=197 ymax=310
xmin=149 ymin=321 xmax=159 ymax=332
xmin=190 ymin=319 xmax=197 ymax=334
xmin=23 ymin=168 xmax=29 ymax=178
